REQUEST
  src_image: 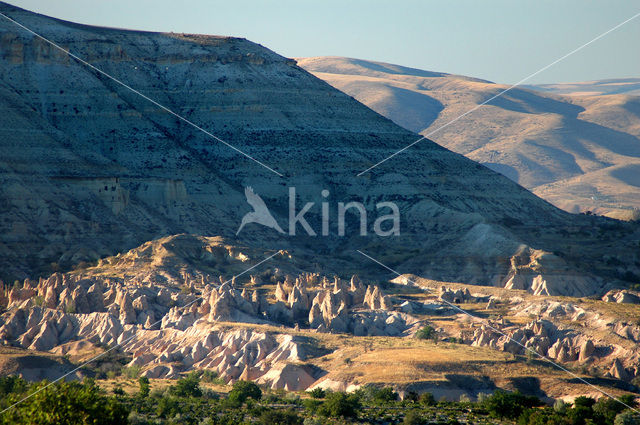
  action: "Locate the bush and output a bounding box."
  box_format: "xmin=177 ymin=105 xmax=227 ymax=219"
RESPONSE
xmin=228 ymin=380 xmax=262 ymax=405
xmin=574 ymin=396 xmax=596 ymax=409
xmin=122 ymin=365 xmax=141 ymax=379
xmin=169 ymin=371 xmax=202 ymax=397
xmin=308 ymin=387 xmax=326 ymax=399
xmin=0 ymin=379 xmax=129 ymax=425
xmin=0 ymin=376 xmax=28 ymax=398
xmin=415 ymin=325 xmax=437 ymax=340
xmin=156 ymin=395 xmax=180 ymax=418
xmin=374 ymin=387 xmax=399 ymax=403
xmin=420 ymin=392 xmax=436 ymax=406
xmin=483 ymin=390 xmax=542 ymax=420
xmin=615 ymin=411 xmax=640 ymax=425
xmin=303 ymin=398 xmax=323 ymax=413
xmin=138 ymin=376 xmax=150 ymax=398
xmin=404 ymin=391 xmax=419 ymax=403
xmin=258 ymin=409 xmax=303 ymax=425
xmin=554 ymin=399 xmax=568 ymax=414
xmin=355 ymin=385 xmax=398 ymax=404
xmin=199 ymin=370 xmax=225 ymax=385
xmin=318 ymin=391 xmax=361 ymax=419
xmin=594 ymin=396 xmax=638 ymax=425
xmin=404 ymin=409 xmax=426 ymax=425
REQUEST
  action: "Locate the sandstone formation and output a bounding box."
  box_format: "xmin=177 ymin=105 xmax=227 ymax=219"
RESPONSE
xmin=0 ymin=243 xmax=423 ymax=389
xmin=602 ymin=289 xmax=640 ymax=304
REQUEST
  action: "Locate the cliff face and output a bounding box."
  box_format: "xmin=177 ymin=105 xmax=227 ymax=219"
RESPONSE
xmin=0 ymin=2 xmax=638 ymax=294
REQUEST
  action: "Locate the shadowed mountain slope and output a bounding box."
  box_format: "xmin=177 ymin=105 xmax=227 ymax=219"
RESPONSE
xmin=0 ymin=4 xmax=639 ymax=295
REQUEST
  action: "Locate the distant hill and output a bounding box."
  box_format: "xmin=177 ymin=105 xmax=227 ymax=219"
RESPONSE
xmin=297 ymin=57 xmax=640 ymax=221
xmin=528 ymin=78 xmax=640 ymax=97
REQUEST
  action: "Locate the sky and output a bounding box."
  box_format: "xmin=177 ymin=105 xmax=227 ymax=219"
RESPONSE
xmin=4 ymin=0 xmax=640 ymax=84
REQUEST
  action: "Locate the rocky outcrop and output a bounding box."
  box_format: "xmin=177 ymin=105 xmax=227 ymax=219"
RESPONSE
xmin=364 ymin=285 xmax=392 ymax=310
xmin=602 ymin=289 xmax=640 ymax=304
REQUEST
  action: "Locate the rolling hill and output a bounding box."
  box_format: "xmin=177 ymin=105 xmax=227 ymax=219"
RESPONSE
xmin=297 ymin=57 xmax=640 ymax=221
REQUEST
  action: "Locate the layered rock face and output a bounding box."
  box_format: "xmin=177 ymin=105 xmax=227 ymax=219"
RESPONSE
xmin=1 ymin=3 xmax=638 ymax=294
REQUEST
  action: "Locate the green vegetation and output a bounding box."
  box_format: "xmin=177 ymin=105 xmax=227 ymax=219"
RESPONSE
xmin=415 ymin=325 xmax=437 ymax=341
xmin=317 ymin=391 xmax=361 ymax=418
xmin=227 ymin=380 xmax=262 ymax=406
xmin=0 ymin=375 xmax=638 ymax=425
xmin=0 ymin=377 xmax=128 ymax=425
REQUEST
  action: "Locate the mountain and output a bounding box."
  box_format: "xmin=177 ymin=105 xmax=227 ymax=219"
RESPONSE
xmin=296 ymin=57 xmax=640 ymax=221
xmin=0 ymin=3 xmax=639 ymax=297
xmin=1 ymin=2 xmax=640 ymax=402
xmin=528 ymin=78 xmax=640 ymax=97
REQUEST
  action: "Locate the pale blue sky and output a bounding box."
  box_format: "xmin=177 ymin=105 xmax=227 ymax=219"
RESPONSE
xmin=6 ymin=0 xmax=640 ymax=84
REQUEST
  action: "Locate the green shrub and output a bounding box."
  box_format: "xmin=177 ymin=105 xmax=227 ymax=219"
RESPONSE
xmin=374 ymin=387 xmax=399 ymax=403
xmin=169 ymin=371 xmax=202 ymax=398
xmin=228 ymin=380 xmax=262 ymax=405
xmin=258 ymin=409 xmax=303 ymax=425
xmin=483 ymin=390 xmax=541 ymax=420
xmin=122 ymin=365 xmax=141 ymax=379
xmin=404 ymin=409 xmax=426 ymax=425
xmin=0 ymin=379 xmax=129 ymax=425
xmin=553 ymin=399 xmax=567 ymax=414
xmin=0 ymin=375 xmax=28 ymax=398
xmin=420 ymin=392 xmax=436 ymax=406
xmin=199 ymin=370 xmax=225 ymax=385
xmin=138 ymin=376 xmax=150 ymax=398
xmin=156 ymin=395 xmax=180 ymax=418
xmin=594 ymin=396 xmax=638 ymax=425
xmin=415 ymin=325 xmax=436 ymax=340
xmin=318 ymin=391 xmax=361 ymax=419
xmin=615 ymin=411 xmax=640 ymax=425
xmin=308 ymin=387 xmax=326 ymax=399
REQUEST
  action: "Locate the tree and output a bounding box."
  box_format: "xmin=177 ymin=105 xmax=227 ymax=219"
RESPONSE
xmin=373 ymin=387 xmax=399 ymax=403
xmin=308 ymin=387 xmax=326 ymax=399
xmin=318 ymin=392 xmax=361 ymax=419
xmin=615 ymin=411 xmax=639 ymax=425
xmin=169 ymin=371 xmax=202 ymax=397
xmin=594 ymin=396 xmax=638 ymax=425
xmin=138 ymin=376 xmax=150 ymax=398
xmin=419 ymin=392 xmax=436 ymax=406
xmin=0 ymin=379 xmax=128 ymax=425
xmin=484 ymin=390 xmax=542 ymax=420
xmin=554 ymin=399 xmax=568 ymax=414
xmin=228 ymin=380 xmax=262 ymax=405
xmin=0 ymin=376 xmax=28 ymax=399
